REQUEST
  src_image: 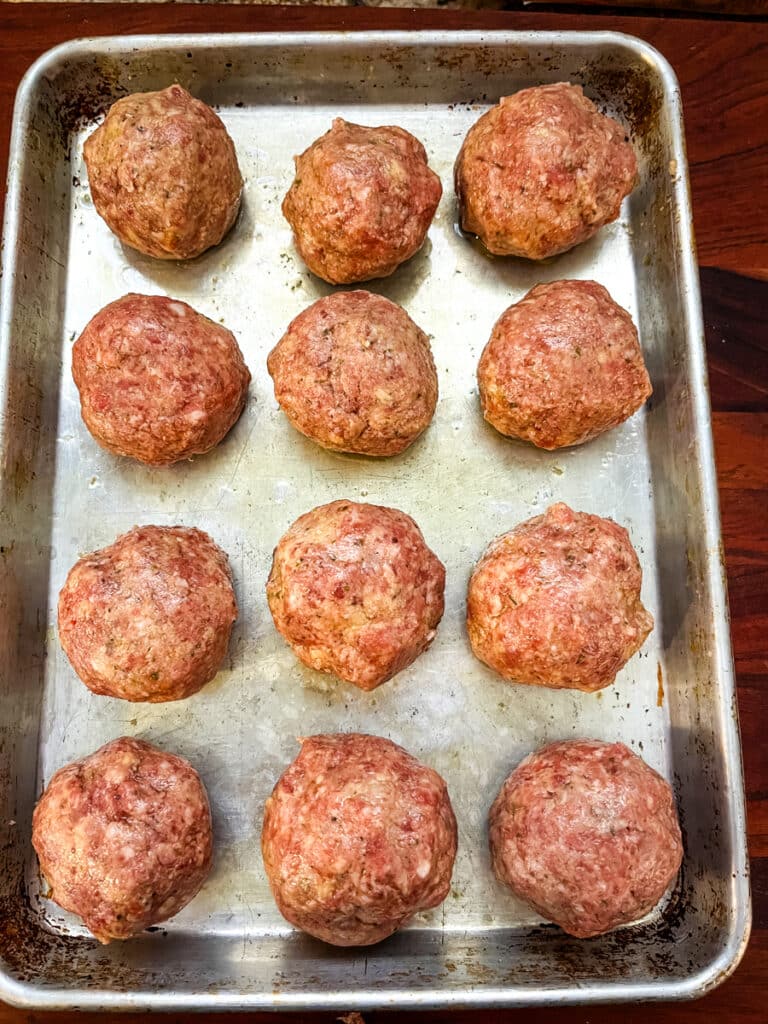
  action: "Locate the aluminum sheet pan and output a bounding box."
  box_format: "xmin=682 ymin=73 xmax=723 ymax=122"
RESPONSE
xmin=0 ymin=30 xmax=751 ymax=1010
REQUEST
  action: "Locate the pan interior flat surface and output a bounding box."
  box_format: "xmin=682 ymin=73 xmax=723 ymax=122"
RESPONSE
xmin=0 ymin=32 xmax=749 ymax=1009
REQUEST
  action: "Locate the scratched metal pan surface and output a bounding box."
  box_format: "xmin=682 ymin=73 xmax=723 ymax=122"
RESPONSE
xmin=0 ymin=30 xmax=750 ymax=1010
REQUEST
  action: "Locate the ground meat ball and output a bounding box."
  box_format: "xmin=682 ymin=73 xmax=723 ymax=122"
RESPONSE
xmin=72 ymin=293 xmax=250 ymax=466
xmin=267 ymin=291 xmax=438 ymax=456
xmin=58 ymin=525 xmax=237 ymax=702
xmin=83 ymin=84 xmax=242 ymax=259
xmin=266 ymin=501 xmax=445 ymax=691
xmin=489 ymin=739 xmax=683 ymax=937
xmin=32 ymin=737 xmax=213 ymax=943
xmin=455 ymin=83 xmax=637 ymax=259
xmin=262 ymin=733 xmax=457 ymax=946
xmin=282 ymin=118 xmax=442 ymax=284
xmin=467 ymin=503 xmax=652 ymax=691
xmin=478 ymin=280 xmax=651 ymax=449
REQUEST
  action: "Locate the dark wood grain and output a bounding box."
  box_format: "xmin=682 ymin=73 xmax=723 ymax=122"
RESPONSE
xmin=0 ymin=5 xmax=766 ymax=1022
xmin=707 ymin=274 xmax=768 ymax=849
xmin=525 ymin=1 xmax=768 ymax=15
xmin=704 ymin=269 xmax=768 ymax=411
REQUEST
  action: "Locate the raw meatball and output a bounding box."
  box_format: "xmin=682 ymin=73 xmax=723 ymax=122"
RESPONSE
xmin=58 ymin=525 xmax=237 ymax=702
xmin=72 ymin=293 xmax=250 ymax=465
xmin=84 ymin=84 xmax=242 ymax=259
xmin=478 ymin=280 xmax=651 ymax=449
xmin=266 ymin=500 xmax=445 ymax=690
xmin=32 ymin=736 xmax=213 ymax=943
xmin=282 ymin=118 xmax=442 ymax=284
xmin=467 ymin=503 xmax=652 ymax=691
xmin=267 ymin=290 xmax=438 ymax=456
xmin=262 ymin=733 xmax=457 ymax=945
xmin=489 ymin=739 xmax=683 ymax=937
xmin=455 ymin=83 xmax=637 ymax=259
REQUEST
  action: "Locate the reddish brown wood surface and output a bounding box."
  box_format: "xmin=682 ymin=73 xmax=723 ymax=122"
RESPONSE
xmin=0 ymin=5 xmax=766 ymax=1022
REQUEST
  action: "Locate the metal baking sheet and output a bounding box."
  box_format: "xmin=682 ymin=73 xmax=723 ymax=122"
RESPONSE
xmin=0 ymin=30 xmax=751 ymax=1010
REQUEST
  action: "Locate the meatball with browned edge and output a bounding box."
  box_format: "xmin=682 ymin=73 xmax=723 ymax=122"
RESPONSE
xmin=489 ymin=740 xmax=683 ymax=937
xmin=478 ymin=280 xmax=651 ymax=449
xmin=84 ymin=84 xmax=242 ymax=259
xmin=58 ymin=525 xmax=237 ymax=702
xmin=266 ymin=500 xmax=445 ymax=690
xmin=268 ymin=291 xmax=438 ymax=456
xmin=33 ymin=737 xmax=213 ymax=943
xmin=73 ymin=293 xmax=250 ymax=466
xmin=262 ymin=733 xmax=457 ymax=946
xmin=455 ymin=83 xmax=637 ymax=259
xmin=282 ymin=118 xmax=442 ymax=284
xmin=467 ymin=503 xmax=652 ymax=691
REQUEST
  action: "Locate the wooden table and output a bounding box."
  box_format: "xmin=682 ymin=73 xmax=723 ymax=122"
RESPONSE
xmin=1 ymin=4 xmax=765 ymax=1021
